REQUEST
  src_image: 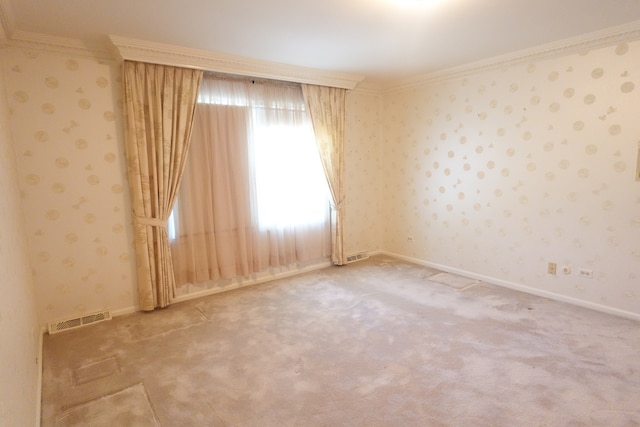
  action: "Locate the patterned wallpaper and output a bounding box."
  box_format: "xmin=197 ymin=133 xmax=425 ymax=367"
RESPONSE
xmin=4 ymin=36 xmax=639 ymax=323
xmin=0 ymin=48 xmax=40 ymax=426
xmin=344 ymin=91 xmax=382 ymax=256
xmin=3 ymin=47 xmax=137 ymax=322
xmin=2 ymin=47 xmax=384 ymax=323
xmin=381 ymin=41 xmax=640 ymax=315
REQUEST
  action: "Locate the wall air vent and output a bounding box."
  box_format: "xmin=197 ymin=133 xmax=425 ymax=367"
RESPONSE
xmin=48 ymin=310 xmax=112 ymax=335
xmin=346 ymin=252 xmax=369 ymax=264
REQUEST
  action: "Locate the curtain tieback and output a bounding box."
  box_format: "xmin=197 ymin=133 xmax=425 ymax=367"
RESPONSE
xmin=330 ymin=199 xmax=345 ymax=211
xmin=136 ymin=216 xmax=168 ymax=227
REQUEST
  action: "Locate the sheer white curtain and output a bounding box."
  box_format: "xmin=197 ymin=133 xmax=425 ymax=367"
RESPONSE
xmin=170 ymin=75 xmax=331 ymax=285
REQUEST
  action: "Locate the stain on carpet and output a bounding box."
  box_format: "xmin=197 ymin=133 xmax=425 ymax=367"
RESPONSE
xmin=73 ymin=356 xmax=120 ymax=385
xmin=55 ymin=383 xmax=159 ymax=427
xmin=126 ymin=306 xmax=207 ymax=340
xmin=427 ymin=271 xmax=480 ymax=289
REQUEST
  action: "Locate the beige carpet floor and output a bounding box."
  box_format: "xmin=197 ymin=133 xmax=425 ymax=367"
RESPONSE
xmin=41 ymin=255 xmax=640 ymax=426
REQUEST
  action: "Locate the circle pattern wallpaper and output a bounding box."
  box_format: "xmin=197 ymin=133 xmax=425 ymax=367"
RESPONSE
xmin=381 ymin=41 xmax=640 ymax=313
xmin=3 ymin=37 xmax=640 ymax=321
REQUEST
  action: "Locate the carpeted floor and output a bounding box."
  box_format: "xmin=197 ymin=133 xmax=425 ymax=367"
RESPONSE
xmin=41 ymin=255 xmax=640 ymax=426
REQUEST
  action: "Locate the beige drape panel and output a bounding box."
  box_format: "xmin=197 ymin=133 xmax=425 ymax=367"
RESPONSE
xmin=302 ymin=84 xmax=347 ymax=265
xmin=123 ymin=61 xmax=202 ymax=310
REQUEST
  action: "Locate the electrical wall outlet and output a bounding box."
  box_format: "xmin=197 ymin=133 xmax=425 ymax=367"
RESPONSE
xmin=547 ymin=262 xmax=557 ymax=275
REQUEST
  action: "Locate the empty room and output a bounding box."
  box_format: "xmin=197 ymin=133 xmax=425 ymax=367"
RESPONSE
xmin=1 ymin=0 xmax=639 ymax=425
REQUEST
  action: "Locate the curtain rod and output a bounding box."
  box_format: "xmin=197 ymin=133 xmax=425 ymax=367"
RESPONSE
xmin=203 ymin=71 xmax=303 ymax=88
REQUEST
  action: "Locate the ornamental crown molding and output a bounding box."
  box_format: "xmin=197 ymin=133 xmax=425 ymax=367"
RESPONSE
xmin=7 ymin=30 xmax=113 ymax=60
xmin=0 ymin=19 xmax=7 ymax=46
xmin=0 ymin=0 xmax=14 ymax=45
xmin=386 ymin=19 xmax=640 ymax=93
xmin=1 ymin=0 xmax=103 ymax=56
xmin=109 ymin=35 xmax=365 ymax=90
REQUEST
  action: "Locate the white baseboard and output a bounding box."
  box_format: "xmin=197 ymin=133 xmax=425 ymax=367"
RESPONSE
xmin=36 ymin=327 xmax=44 ymax=427
xmin=43 ymin=260 xmax=334 ymax=328
xmin=172 ymin=259 xmax=333 ymax=305
xmin=110 ymin=306 xmax=140 ymax=318
xmin=45 ymin=250 xmax=637 ymax=331
xmin=381 ymin=250 xmax=640 ymax=322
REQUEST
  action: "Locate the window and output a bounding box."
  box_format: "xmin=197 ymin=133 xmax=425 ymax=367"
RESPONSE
xmin=253 ymin=115 xmax=329 ymax=229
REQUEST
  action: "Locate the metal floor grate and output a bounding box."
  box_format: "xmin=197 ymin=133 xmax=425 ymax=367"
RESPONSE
xmin=48 ymin=310 xmax=112 ymax=334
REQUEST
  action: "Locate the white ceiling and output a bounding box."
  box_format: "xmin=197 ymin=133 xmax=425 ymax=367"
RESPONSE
xmin=3 ymin=0 xmax=640 ymax=82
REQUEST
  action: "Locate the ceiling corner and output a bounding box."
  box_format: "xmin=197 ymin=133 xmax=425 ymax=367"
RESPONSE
xmin=386 ymin=19 xmax=640 ymax=92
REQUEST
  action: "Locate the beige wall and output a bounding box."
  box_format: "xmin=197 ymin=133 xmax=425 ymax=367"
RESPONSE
xmin=2 ymin=47 xmax=385 ymax=324
xmin=381 ymin=41 xmax=640 ymax=317
xmin=0 ymin=47 xmax=40 ymax=427
xmin=345 ymin=90 xmax=382 ymax=256
xmin=4 ymin=37 xmax=640 ymax=328
xmin=2 ymin=47 xmax=138 ymax=323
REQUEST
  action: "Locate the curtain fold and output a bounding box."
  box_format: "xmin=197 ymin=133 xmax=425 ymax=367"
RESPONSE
xmin=171 ymin=75 xmax=330 ymax=286
xmin=123 ymin=60 xmax=203 ymax=310
xmin=171 ymin=103 xmax=259 ymax=283
xmin=302 ymin=84 xmax=347 ymax=265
